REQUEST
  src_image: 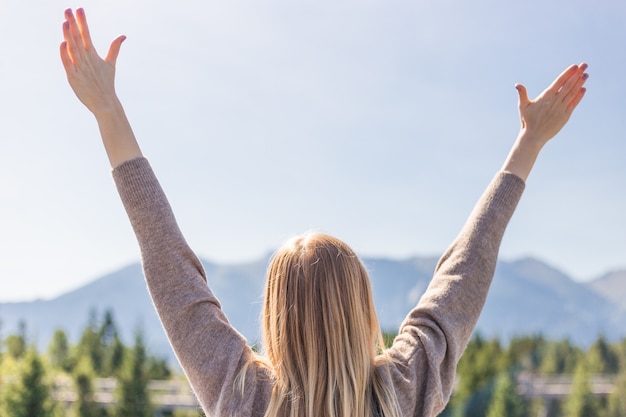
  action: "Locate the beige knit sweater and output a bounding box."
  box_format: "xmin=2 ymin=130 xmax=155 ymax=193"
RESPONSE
xmin=112 ymin=157 xmax=525 ymax=417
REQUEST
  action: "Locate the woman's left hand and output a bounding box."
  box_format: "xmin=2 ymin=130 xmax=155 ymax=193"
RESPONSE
xmin=60 ymin=8 xmax=126 ymax=116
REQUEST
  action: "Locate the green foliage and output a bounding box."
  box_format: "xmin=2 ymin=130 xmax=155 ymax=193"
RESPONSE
xmin=5 ymin=322 xmax=28 ymax=360
xmin=146 ymin=356 xmax=172 ymax=380
xmin=2 ymin=348 xmax=55 ymax=417
xmin=1 ymin=311 xmax=178 ymax=416
xmin=72 ymin=309 xmax=129 ymax=377
xmin=72 ymin=361 xmax=102 ymax=417
xmin=115 ymin=332 xmax=152 ymax=417
xmin=450 ymin=334 xmax=503 ymax=416
xmin=501 ymin=335 xmax=547 ymax=373
xmin=539 ymin=339 xmax=581 ymax=374
xmin=74 ymin=311 xmax=105 ymax=375
xmin=585 ymin=335 xmax=619 ymax=374
xmin=486 ymin=372 xmax=526 ymax=417
xmin=48 ymin=329 xmax=71 ymax=372
xmin=382 ymin=331 xmax=396 ymax=349
xmin=615 ymin=338 xmax=626 ymax=369
xmin=606 ymin=369 xmax=626 ymax=417
xmin=106 ymin=335 xmax=125 ymax=377
xmin=5 ymin=306 xmax=626 ymax=417
xmin=100 ymin=311 xmax=125 ymax=376
xmin=562 ymin=362 xmax=600 ymax=417
xmin=455 ymin=335 xmax=503 ymax=397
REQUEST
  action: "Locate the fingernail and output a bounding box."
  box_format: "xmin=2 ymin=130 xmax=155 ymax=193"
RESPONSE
xmin=582 ymin=73 xmax=589 ymax=80
xmin=581 ymin=63 xmax=588 ymax=70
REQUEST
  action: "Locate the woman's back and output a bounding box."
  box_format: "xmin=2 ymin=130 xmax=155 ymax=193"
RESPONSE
xmin=112 ymin=159 xmax=523 ymax=416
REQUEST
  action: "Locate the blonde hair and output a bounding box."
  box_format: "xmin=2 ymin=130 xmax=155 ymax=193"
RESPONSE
xmin=254 ymin=232 xmax=401 ymax=417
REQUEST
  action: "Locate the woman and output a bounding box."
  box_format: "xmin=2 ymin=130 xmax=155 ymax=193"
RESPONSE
xmin=60 ymin=8 xmax=588 ymax=417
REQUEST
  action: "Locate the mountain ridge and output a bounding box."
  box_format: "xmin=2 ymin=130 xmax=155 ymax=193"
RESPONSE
xmin=1 ymin=255 xmax=624 ymax=361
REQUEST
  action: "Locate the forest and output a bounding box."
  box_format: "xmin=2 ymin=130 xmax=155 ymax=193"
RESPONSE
xmin=1 ymin=311 xmax=625 ymax=416
xmin=0 ymin=310 xmax=201 ymax=417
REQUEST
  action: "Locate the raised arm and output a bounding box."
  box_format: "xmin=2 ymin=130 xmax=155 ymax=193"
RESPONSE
xmin=60 ymin=10 xmax=271 ymax=415
xmin=384 ymin=64 xmax=589 ymax=417
xmin=503 ymin=63 xmax=588 ymax=181
xmin=60 ymin=8 xmax=142 ymax=167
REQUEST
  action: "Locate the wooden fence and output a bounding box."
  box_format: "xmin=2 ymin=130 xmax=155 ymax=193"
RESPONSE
xmin=49 ymin=373 xmax=618 ymax=416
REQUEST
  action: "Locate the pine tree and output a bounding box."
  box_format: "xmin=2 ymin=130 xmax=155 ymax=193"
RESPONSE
xmin=106 ymin=335 xmax=125 ymax=377
xmin=485 ymin=372 xmax=525 ymax=417
xmin=562 ymin=362 xmax=600 ymax=417
xmin=606 ymin=369 xmax=626 ymax=417
xmin=146 ymin=356 xmax=171 ymax=380
xmin=115 ymin=332 xmax=152 ymax=417
xmin=2 ymin=348 xmax=55 ymax=417
xmin=48 ymin=329 xmax=71 ymax=372
xmin=586 ymin=335 xmax=619 ymax=374
xmin=5 ymin=321 xmax=27 ymax=360
xmin=75 ymin=311 xmax=105 ymax=375
xmin=450 ymin=335 xmax=503 ymax=417
xmin=73 ymin=365 xmax=101 ymax=417
xmin=100 ymin=310 xmax=123 ymax=376
xmin=539 ymin=339 xmax=581 ymax=374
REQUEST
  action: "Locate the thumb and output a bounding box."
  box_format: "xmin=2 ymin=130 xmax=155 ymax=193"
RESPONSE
xmin=105 ymin=35 xmax=126 ymax=65
xmin=515 ymin=83 xmax=530 ymax=107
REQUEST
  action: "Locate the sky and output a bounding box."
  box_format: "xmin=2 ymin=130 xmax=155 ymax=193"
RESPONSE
xmin=0 ymin=0 xmax=624 ymax=302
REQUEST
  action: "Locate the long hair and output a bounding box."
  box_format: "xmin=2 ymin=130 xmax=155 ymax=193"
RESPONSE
xmin=258 ymin=232 xmax=401 ymax=417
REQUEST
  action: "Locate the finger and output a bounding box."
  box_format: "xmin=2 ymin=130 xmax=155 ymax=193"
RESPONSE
xmin=561 ymin=71 xmax=589 ymax=105
xmin=105 ymin=35 xmax=127 ymax=65
xmin=62 ymin=20 xmax=80 ymax=64
xmin=75 ymin=8 xmax=95 ymax=51
xmin=568 ymin=87 xmax=587 ymax=111
xmin=547 ymin=64 xmax=579 ymax=93
xmin=64 ymin=9 xmax=84 ymax=62
xmin=515 ymin=84 xmax=530 ymax=108
xmin=59 ymin=41 xmax=74 ymax=73
xmin=64 ymin=9 xmax=81 ymax=45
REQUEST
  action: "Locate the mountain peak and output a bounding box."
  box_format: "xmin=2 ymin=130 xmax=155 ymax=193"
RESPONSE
xmin=0 ymin=255 xmax=624 ymax=361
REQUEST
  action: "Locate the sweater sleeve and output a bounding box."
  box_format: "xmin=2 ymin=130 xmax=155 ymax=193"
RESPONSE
xmin=382 ymin=171 xmax=525 ymax=417
xmin=112 ymin=157 xmax=271 ymax=417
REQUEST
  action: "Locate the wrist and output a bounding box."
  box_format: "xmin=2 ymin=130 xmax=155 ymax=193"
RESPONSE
xmin=91 ymin=95 xmax=124 ymax=120
xmin=501 ymin=133 xmax=543 ymax=182
xmin=516 ymin=128 xmax=549 ymax=152
xmin=91 ymin=100 xmax=143 ymax=168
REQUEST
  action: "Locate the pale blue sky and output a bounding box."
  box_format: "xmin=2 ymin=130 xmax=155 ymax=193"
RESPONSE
xmin=0 ymin=0 xmax=624 ymax=302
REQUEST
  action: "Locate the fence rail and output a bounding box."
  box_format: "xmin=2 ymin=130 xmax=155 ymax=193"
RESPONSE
xmin=516 ymin=372 xmax=616 ymax=398
xmin=51 ymin=376 xmax=200 ymax=412
xmin=47 ymin=373 xmax=619 ymax=415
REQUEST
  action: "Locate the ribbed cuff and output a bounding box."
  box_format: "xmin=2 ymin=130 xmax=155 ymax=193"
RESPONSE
xmin=112 ymin=157 xmax=165 ymax=210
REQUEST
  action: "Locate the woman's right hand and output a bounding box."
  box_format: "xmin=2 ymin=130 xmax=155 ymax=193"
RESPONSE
xmin=515 ymin=63 xmax=589 ymax=149
xmin=60 ymin=8 xmax=126 ymax=116
xmin=501 ymin=63 xmax=589 ymax=181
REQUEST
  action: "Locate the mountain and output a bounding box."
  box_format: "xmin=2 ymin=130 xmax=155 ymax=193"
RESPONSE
xmin=0 ymin=256 xmax=625 ymax=362
xmin=588 ymin=270 xmax=626 ymax=313
xmin=480 ymin=258 xmax=621 ymax=341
